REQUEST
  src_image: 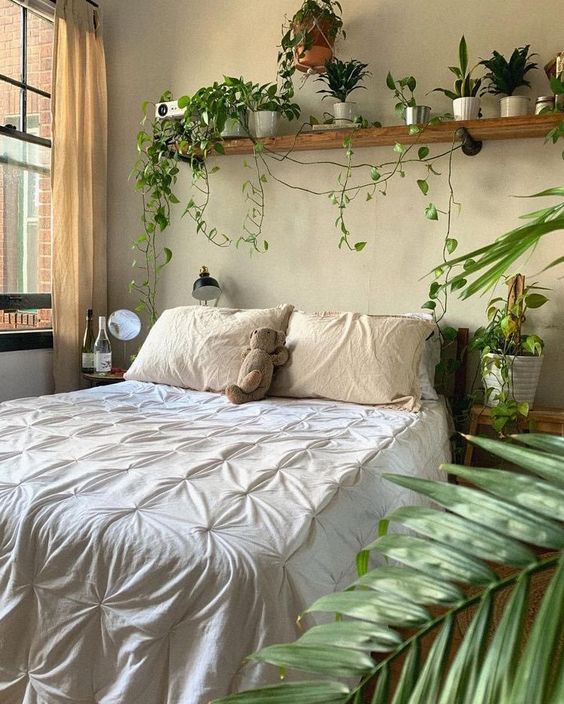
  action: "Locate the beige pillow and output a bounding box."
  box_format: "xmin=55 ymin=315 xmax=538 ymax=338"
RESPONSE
xmin=270 ymin=311 xmax=434 ymax=410
xmin=125 ymin=304 xmax=294 ymax=391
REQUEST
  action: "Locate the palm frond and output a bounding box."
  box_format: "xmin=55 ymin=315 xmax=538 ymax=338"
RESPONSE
xmin=212 ymin=434 xmax=564 ymax=704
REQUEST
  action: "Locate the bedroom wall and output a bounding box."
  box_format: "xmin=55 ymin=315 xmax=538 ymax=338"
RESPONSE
xmin=101 ymin=0 xmax=564 ymax=406
xmin=0 ymin=349 xmax=53 ymax=401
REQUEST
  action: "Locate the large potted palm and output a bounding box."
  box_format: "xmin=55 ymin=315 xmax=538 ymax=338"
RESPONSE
xmin=212 ymin=432 xmax=564 ymax=703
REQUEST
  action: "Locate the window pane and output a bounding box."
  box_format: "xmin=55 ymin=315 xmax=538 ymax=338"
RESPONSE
xmin=26 ymin=8 xmax=53 ymax=96
xmin=0 ymin=79 xmax=21 ymax=130
xmin=0 ymin=133 xmax=52 ymax=330
xmin=0 ymin=0 xmax=22 ymax=84
xmin=26 ymin=90 xmax=50 ymax=139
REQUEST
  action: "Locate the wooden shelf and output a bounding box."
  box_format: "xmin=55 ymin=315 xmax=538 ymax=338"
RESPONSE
xmin=211 ymin=114 xmax=563 ymax=156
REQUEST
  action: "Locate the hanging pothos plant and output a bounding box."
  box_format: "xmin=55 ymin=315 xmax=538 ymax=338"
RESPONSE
xmin=278 ymin=0 xmax=345 ymax=101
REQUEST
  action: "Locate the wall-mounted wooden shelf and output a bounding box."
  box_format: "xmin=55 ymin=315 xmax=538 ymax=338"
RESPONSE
xmin=208 ymin=114 xmax=563 ymax=156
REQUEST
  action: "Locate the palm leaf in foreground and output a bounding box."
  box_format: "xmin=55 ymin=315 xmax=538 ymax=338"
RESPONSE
xmin=212 ymin=434 xmax=564 ymax=704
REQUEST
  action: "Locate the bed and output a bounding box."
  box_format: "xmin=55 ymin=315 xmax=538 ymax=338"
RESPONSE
xmin=0 ymin=380 xmax=451 ymax=703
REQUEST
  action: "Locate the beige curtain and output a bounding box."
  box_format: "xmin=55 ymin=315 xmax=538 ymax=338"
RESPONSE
xmin=51 ymin=0 xmax=107 ymax=392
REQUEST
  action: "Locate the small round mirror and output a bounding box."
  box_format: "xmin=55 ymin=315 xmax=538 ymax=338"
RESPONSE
xmin=108 ymin=309 xmax=141 ymax=341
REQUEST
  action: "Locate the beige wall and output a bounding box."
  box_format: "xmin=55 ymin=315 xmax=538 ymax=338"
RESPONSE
xmin=102 ymin=0 xmax=564 ymax=405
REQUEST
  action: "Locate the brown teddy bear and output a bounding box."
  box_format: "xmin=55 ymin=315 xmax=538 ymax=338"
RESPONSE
xmin=225 ymin=327 xmax=289 ymax=404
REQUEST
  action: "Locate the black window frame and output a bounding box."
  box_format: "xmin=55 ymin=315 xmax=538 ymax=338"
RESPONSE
xmin=0 ymin=0 xmax=53 ymax=351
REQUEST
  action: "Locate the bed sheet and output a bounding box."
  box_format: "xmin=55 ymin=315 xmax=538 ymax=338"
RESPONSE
xmin=0 ymin=381 xmax=451 ymax=703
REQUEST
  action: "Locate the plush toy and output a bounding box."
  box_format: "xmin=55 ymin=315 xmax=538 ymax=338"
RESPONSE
xmin=225 ymin=327 xmax=289 ymax=404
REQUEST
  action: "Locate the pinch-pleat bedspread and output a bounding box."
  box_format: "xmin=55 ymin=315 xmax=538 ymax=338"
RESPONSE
xmin=0 ymin=381 xmax=450 ymax=703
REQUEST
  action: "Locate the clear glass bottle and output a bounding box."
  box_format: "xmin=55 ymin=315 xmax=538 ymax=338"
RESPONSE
xmin=81 ymin=308 xmax=95 ymax=373
xmin=94 ymin=316 xmax=112 ymax=374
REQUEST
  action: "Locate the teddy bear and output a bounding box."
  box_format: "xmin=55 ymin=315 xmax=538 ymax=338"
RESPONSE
xmin=225 ymin=327 xmax=289 ymax=404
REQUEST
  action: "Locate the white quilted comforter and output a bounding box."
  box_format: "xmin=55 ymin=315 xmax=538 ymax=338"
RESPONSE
xmin=0 ymin=381 xmax=451 ymax=704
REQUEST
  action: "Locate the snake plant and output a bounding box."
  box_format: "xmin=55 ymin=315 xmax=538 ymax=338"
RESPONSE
xmin=213 ymin=433 xmax=564 ymax=704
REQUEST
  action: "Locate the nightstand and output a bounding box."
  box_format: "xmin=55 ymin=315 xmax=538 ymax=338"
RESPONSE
xmin=82 ymin=371 xmax=126 ymax=387
xmin=464 ymin=403 xmax=564 ymax=466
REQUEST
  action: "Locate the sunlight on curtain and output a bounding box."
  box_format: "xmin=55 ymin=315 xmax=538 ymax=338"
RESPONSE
xmin=51 ymin=0 xmax=107 ymax=391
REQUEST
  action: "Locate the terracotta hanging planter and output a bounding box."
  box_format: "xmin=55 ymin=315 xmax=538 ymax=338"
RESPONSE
xmin=293 ymin=19 xmax=335 ymax=73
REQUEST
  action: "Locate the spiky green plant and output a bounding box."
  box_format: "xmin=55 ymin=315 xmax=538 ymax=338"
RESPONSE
xmin=480 ymin=46 xmax=538 ymax=97
xmin=315 ymin=58 xmax=371 ymax=103
xmin=213 ymin=433 xmax=564 ymax=704
xmin=433 ymin=35 xmax=482 ymax=99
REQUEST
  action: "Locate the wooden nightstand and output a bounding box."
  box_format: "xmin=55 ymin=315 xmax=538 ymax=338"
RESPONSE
xmin=82 ymin=371 xmax=125 ymax=387
xmin=464 ymin=403 xmax=564 ymax=466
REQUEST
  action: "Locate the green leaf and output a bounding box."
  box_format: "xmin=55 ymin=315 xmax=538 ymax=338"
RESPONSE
xmin=473 ymin=572 xmax=529 ymax=704
xmin=409 ymin=125 xmax=421 ymax=135
xmin=371 ymin=535 xmax=496 ymax=585
xmin=354 ymin=241 xmax=367 ymax=251
xmin=417 ymin=179 xmax=429 ymax=195
xmin=511 ymin=433 xmax=564 ymax=456
xmin=463 ymin=436 xmax=564 ymax=487
xmin=459 ymin=35 xmax=469 ymax=76
xmin=252 ymin=644 xmax=374 ymax=678
xmin=418 ymin=146 xmax=430 ymax=160
xmin=422 ymin=300 xmax=437 ymax=310
xmin=385 ymin=473 xmax=564 ymax=549
xmin=297 ymin=621 xmax=401 ymax=652
xmin=386 ymin=71 xmax=396 ymax=90
xmin=394 ymin=142 xmax=405 ymax=154
xmin=306 ymin=590 xmax=429 ymax=627
xmin=370 ymin=167 xmax=381 ymax=181
xmin=390 ymin=639 xmax=420 ymax=704
xmin=443 ymin=465 xmax=564 ymax=522
xmin=213 ymin=681 xmax=350 ymax=704
xmin=438 ymin=592 xmax=493 ymax=704
xmin=509 ymin=555 xmax=564 ymax=704
xmin=254 ymin=142 xmax=265 ymax=154
xmin=408 ymin=614 xmax=454 ymax=704
xmin=386 ymin=505 xmax=536 ymax=567
xmin=446 ymin=238 xmax=458 ymax=253
xmin=524 ymin=293 xmax=548 ymax=308
xmin=425 ymin=203 xmax=438 ymax=220
xmin=214 ymin=142 xmax=225 ymax=155
xmin=356 ymin=565 xmax=463 ymax=604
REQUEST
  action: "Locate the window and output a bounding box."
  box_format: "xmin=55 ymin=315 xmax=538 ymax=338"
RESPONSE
xmin=0 ymin=0 xmax=53 ymax=344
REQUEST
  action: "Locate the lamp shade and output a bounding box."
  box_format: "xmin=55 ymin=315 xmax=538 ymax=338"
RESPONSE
xmin=192 ymin=266 xmax=221 ymax=302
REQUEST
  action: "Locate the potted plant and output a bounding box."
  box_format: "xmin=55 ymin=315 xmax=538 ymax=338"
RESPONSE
xmin=315 ymin=57 xmax=371 ymax=126
xmin=190 ymin=80 xmax=247 ymax=139
xmin=283 ymin=0 xmax=345 ymax=74
xmin=386 ymin=72 xmax=431 ymax=125
xmin=433 ymin=35 xmax=483 ymax=120
xmin=231 ymin=78 xmax=301 ymax=138
xmin=470 ymin=274 xmax=547 ymax=433
xmin=480 ymin=45 xmax=538 ymax=117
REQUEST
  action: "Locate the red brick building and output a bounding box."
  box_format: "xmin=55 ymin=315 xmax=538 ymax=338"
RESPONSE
xmin=0 ymin=0 xmax=52 ymax=330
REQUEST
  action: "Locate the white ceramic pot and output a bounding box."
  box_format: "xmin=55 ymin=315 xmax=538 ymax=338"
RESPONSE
xmin=404 ymin=106 xmax=431 ymax=126
xmin=482 ymin=353 xmax=544 ymax=407
xmin=453 ymin=96 xmax=480 ymax=121
xmin=251 ymin=111 xmax=279 ymax=138
xmin=500 ymin=95 xmax=530 ymax=117
xmin=221 ymin=117 xmax=246 ymax=138
xmin=333 ymin=101 xmax=355 ymax=127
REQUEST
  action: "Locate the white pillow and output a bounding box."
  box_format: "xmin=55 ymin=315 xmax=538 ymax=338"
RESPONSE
xmin=125 ymin=304 xmax=294 ymax=391
xmin=401 ymin=312 xmax=440 ymax=400
xmin=270 ymin=311 xmax=434 ymax=411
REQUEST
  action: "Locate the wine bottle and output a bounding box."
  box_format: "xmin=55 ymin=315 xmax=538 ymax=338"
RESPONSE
xmin=94 ymin=316 xmax=112 ymax=374
xmin=81 ymin=308 xmax=95 ymax=373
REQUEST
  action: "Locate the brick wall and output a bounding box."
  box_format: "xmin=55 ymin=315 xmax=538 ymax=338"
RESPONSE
xmin=0 ymin=0 xmax=53 ymax=330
